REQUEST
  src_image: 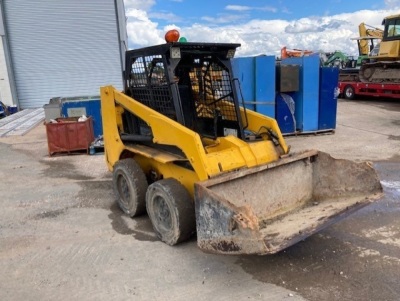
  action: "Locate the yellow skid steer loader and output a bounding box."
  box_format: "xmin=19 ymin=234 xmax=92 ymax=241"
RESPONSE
xmin=101 ymin=42 xmax=382 ymax=255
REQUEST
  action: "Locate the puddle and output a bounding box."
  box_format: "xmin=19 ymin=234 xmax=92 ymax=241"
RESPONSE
xmin=374 ymin=162 xmax=400 ymax=201
xmin=108 ymin=203 xmax=157 ymax=242
xmin=380 ymin=180 xmax=400 ymax=191
xmin=75 ymin=180 xmax=157 ymax=242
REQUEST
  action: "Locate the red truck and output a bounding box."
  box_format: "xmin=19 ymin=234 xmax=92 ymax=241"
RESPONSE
xmin=339 ymin=81 xmax=400 ymax=100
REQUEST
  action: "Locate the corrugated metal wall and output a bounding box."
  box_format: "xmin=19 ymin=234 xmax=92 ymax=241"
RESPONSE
xmin=0 ymin=39 xmax=13 ymax=106
xmin=0 ymin=5 xmax=14 ymax=106
xmin=3 ymin=0 xmax=125 ymax=108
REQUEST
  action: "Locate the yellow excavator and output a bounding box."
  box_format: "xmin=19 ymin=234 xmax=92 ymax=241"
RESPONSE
xmin=357 ymin=22 xmax=383 ymax=57
xmin=360 ymin=14 xmax=400 ymax=82
xmin=339 ymin=23 xmax=383 ymax=81
xmin=101 ymin=42 xmax=383 ymax=255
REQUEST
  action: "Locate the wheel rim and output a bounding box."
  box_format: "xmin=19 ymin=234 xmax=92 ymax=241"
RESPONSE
xmin=153 ymin=195 xmax=172 ymax=231
xmin=117 ymin=173 xmax=130 ymax=208
xmin=345 ymin=88 xmax=353 ymax=98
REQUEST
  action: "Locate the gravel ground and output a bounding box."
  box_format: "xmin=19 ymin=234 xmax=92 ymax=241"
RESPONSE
xmin=0 ymin=97 xmax=399 ymax=301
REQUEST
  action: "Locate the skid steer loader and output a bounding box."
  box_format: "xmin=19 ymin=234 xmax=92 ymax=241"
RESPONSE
xmin=100 ymin=42 xmax=383 ymax=255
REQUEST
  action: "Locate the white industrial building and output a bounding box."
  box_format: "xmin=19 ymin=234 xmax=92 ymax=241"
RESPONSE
xmin=0 ymin=0 xmax=127 ymax=109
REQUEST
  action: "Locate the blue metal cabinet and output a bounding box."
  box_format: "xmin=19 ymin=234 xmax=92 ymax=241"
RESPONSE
xmin=276 ymin=93 xmax=296 ymax=134
xmin=281 ymin=56 xmax=320 ymax=132
xmin=319 ymin=67 xmax=339 ymax=130
xmin=61 ymin=98 xmax=103 ymax=138
xmin=232 ymin=56 xmax=276 ymax=117
xmin=255 ymin=56 xmax=275 ymax=118
xmin=231 ymin=57 xmax=256 ymax=111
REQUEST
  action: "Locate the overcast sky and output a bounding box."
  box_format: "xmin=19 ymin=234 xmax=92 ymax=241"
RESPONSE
xmin=123 ymin=0 xmax=400 ymax=58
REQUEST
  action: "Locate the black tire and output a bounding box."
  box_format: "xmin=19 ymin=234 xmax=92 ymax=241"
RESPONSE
xmin=344 ymin=85 xmax=355 ymax=100
xmin=146 ymin=178 xmax=195 ymax=245
xmin=113 ymin=158 xmax=148 ymax=217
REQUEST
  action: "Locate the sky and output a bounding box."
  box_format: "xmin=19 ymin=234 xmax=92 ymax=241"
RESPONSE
xmin=123 ymin=0 xmax=400 ymax=58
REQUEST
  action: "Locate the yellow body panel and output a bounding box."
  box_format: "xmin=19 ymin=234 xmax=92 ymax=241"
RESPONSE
xmin=377 ymin=40 xmax=400 ymax=58
xmin=101 ymin=86 xmax=289 ymax=196
xmin=125 ymin=144 xmax=186 ymax=164
xmin=133 ymin=154 xmax=199 ymax=196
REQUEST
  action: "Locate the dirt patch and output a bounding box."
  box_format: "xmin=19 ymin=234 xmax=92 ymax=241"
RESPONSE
xmin=76 ymin=180 xmax=114 ymax=209
xmin=375 ymin=154 xmax=400 ymax=163
xmin=388 ymin=135 xmax=400 ymax=141
xmin=41 ymin=160 xmax=93 ymax=181
xmin=34 ymin=209 xmax=67 ymax=220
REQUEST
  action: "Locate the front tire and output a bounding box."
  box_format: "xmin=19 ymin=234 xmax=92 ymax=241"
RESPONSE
xmin=344 ymin=85 xmax=355 ymax=100
xmin=113 ymin=158 xmax=148 ymax=217
xmin=146 ymin=179 xmax=195 ymax=245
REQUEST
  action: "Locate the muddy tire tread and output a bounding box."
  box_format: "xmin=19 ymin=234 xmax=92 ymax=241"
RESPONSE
xmin=146 ymin=178 xmax=195 ymax=245
xmin=112 ymin=158 xmax=148 ymax=217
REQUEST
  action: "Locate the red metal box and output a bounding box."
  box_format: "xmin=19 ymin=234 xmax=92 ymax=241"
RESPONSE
xmin=45 ymin=117 xmax=94 ymax=156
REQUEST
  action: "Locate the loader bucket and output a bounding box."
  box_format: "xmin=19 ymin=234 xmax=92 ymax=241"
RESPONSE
xmin=194 ymin=150 xmax=383 ymax=255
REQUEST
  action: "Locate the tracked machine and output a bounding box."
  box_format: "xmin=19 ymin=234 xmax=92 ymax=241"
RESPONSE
xmin=101 ymin=41 xmax=383 ymax=255
xmin=360 ymin=14 xmax=400 ymax=83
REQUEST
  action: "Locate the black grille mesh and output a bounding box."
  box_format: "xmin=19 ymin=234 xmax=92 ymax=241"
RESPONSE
xmin=128 ymin=55 xmax=176 ymax=120
xmin=125 ymin=52 xmax=240 ymax=138
xmin=190 ymin=60 xmax=237 ymax=122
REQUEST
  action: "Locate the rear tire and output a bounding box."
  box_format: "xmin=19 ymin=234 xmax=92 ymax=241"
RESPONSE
xmin=113 ymin=158 xmax=148 ymax=217
xmin=146 ymin=178 xmax=195 ymax=245
xmin=344 ymin=85 xmax=355 ymax=100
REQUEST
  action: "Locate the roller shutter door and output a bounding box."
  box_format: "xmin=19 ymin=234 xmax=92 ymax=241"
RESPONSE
xmin=3 ymin=0 xmax=124 ymax=108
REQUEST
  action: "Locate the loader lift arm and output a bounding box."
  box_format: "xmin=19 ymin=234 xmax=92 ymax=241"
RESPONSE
xmin=101 ymin=85 xmax=289 ymax=181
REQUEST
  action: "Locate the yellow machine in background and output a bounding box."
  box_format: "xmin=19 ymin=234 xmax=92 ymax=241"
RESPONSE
xmin=360 ymin=14 xmax=400 ymax=82
xmin=357 ymin=22 xmax=383 ymax=56
xmin=101 ymin=42 xmax=383 ymax=255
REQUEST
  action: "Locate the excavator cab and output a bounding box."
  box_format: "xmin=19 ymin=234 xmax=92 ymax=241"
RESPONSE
xmin=383 ymin=16 xmax=400 ymax=39
xmin=374 ymin=14 xmax=400 ymax=59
